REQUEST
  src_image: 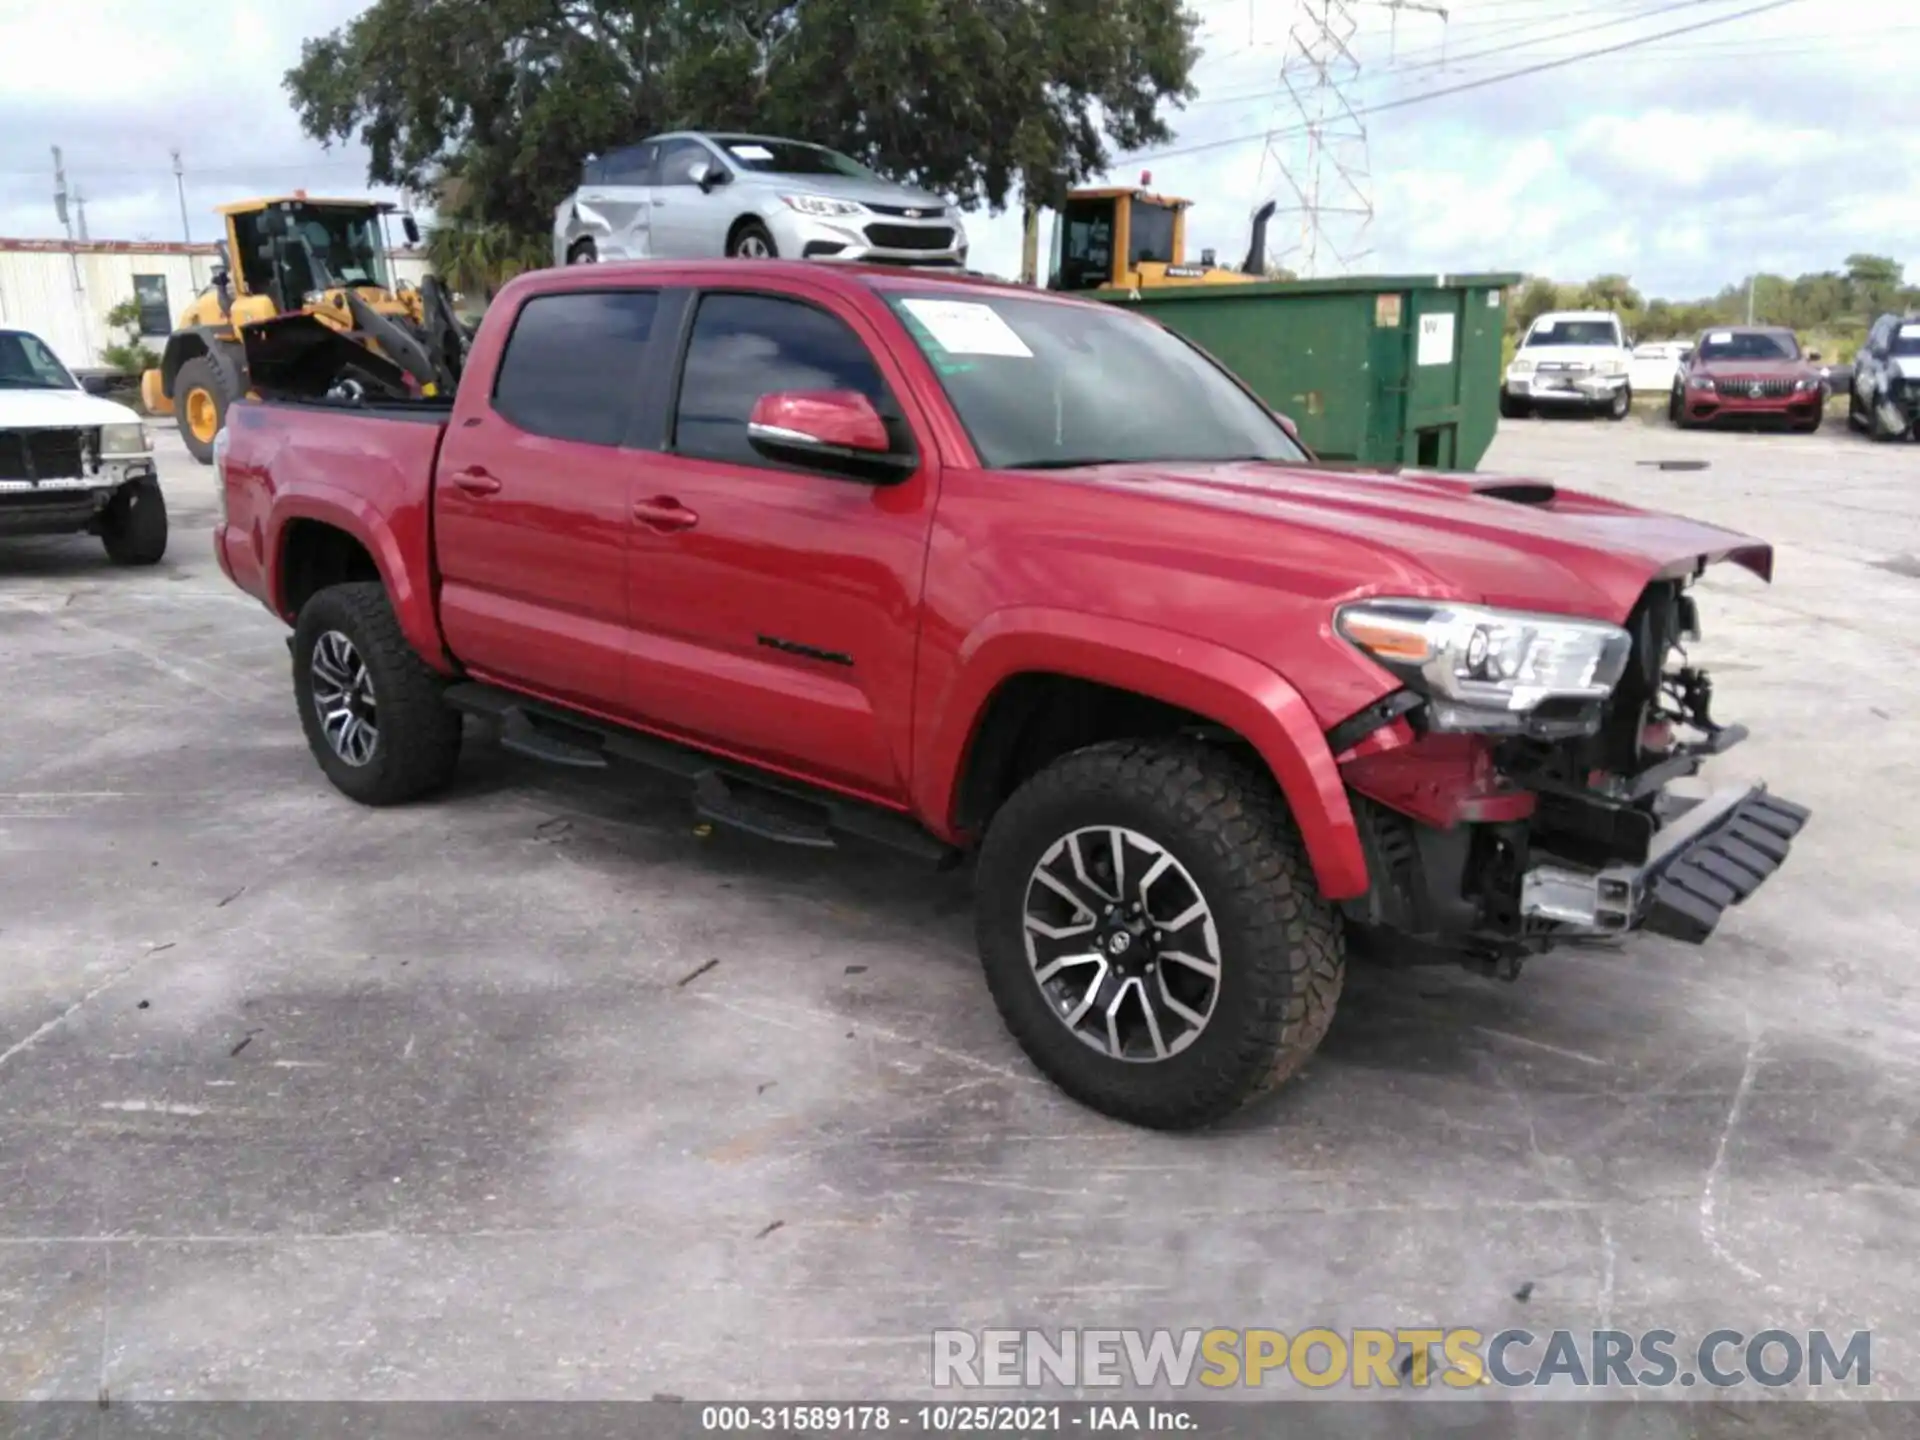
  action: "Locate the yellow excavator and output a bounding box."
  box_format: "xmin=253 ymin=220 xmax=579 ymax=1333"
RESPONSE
xmin=1046 ymin=177 xmax=1277 ymax=294
xmin=141 ymin=194 xmax=469 ymax=463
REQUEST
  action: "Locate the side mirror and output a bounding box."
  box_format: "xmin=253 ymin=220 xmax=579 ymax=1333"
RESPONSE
xmin=402 ymin=214 xmax=421 ymax=246
xmin=1807 ymin=350 xmax=1822 ymax=363
xmin=748 ymin=390 xmax=911 ymax=478
xmin=688 ymin=160 xmax=725 ymax=191
xmin=1679 ymin=349 xmax=1694 ymax=363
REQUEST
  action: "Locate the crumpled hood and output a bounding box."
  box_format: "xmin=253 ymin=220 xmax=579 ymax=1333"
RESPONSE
xmin=0 ymin=384 xmax=141 ymax=430
xmin=1061 ymin=460 xmax=1772 ymax=623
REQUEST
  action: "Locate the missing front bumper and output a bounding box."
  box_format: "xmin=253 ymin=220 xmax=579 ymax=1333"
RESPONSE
xmin=1521 ymin=785 xmax=1809 ymax=944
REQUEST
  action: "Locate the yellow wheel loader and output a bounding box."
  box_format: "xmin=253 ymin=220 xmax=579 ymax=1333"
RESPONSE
xmin=141 ymin=195 xmax=469 ymax=464
xmin=1046 ymin=178 xmax=1277 ymax=294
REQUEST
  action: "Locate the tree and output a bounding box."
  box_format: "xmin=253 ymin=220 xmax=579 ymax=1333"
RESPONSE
xmin=1845 ymin=253 xmax=1903 ymax=316
xmin=101 ymin=297 xmax=160 ymax=375
xmin=425 ymin=219 xmax=551 ymax=308
xmin=286 ymin=0 xmax=1200 ymax=239
xmin=1510 ymin=277 xmax=1563 ymax=335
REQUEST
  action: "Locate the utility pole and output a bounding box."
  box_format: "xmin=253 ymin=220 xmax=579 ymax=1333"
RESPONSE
xmin=1019 ymin=200 xmax=1041 ymax=286
xmin=172 ymin=149 xmax=192 ymax=244
xmin=1257 ymin=0 xmax=1448 ymax=278
xmin=73 ymin=187 xmax=90 ymax=242
xmin=50 ymin=146 xmax=94 ymax=364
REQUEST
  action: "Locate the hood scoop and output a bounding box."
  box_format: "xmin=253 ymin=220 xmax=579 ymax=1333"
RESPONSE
xmin=1471 ymin=479 xmax=1557 ymax=507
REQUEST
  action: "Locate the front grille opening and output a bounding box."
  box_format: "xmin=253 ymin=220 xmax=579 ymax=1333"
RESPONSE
xmin=863 ymin=223 xmax=957 ymax=251
xmin=2 ymin=428 xmax=97 ymax=482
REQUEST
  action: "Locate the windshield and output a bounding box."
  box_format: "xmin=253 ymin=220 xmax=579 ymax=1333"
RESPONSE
xmin=0 ymin=330 xmax=77 ymax=390
xmin=1892 ymin=322 xmax=1920 ymax=358
xmin=1129 ymin=201 xmax=1179 ymax=266
xmin=1525 ymin=319 xmax=1620 ymax=348
xmin=884 ymin=290 xmax=1309 ymax=470
xmin=711 ymin=136 xmax=881 ymax=181
xmin=1697 ymin=330 xmax=1798 ymax=363
xmin=288 ymin=207 xmax=391 ymax=289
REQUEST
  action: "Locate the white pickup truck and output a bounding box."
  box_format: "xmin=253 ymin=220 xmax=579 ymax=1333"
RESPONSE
xmin=1501 ymin=309 xmax=1633 ymax=421
xmin=1 ymin=326 xmax=167 ymax=563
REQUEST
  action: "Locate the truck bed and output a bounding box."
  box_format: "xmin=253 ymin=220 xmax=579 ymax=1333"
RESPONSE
xmin=216 ymin=397 xmax=451 ymax=668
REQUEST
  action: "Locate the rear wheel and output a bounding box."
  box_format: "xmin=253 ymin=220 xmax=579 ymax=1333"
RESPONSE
xmin=172 ymin=351 xmax=241 ymax=465
xmin=728 ymin=220 xmax=778 ymax=259
xmin=292 ymin=582 xmax=463 ymax=806
xmin=99 ymin=477 xmax=168 ymax=565
xmin=974 ymin=740 xmax=1345 ymax=1130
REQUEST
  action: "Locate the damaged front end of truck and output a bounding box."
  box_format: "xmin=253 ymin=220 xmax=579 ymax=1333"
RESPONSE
xmin=1326 ymin=558 xmax=1809 ymax=979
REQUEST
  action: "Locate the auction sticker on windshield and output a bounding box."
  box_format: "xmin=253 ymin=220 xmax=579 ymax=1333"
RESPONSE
xmin=728 ymin=144 xmax=774 ymax=161
xmin=899 ymin=299 xmax=1033 ymax=358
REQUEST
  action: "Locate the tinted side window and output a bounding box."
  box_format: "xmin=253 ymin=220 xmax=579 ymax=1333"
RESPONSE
xmin=602 ymin=143 xmax=657 ymax=186
xmin=655 ymin=139 xmax=713 ymax=186
xmin=674 ymin=293 xmax=890 ymax=467
xmin=493 ymin=291 xmax=659 ymax=446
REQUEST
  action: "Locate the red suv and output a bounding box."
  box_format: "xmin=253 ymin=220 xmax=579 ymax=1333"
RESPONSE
xmin=1669 ymin=326 xmax=1825 ymax=432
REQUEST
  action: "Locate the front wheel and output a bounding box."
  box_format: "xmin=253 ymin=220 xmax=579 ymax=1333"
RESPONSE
xmin=99 ymin=477 xmax=168 ymax=565
xmin=172 ymin=354 xmax=237 ymax=465
xmin=1498 ymin=389 xmax=1529 ymax=421
xmin=1668 ymin=385 xmax=1685 ymax=426
xmin=727 ymin=220 xmax=778 ymax=259
xmin=1868 ymin=392 xmax=1911 ymax=443
xmin=1605 ymin=383 xmax=1632 ymax=421
xmin=292 ymin=582 xmax=463 ymax=806
xmin=973 ymin=740 xmax=1345 ymax=1130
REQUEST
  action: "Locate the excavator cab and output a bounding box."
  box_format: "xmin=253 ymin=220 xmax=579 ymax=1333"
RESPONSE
xmin=1046 ymin=177 xmax=1275 ymax=293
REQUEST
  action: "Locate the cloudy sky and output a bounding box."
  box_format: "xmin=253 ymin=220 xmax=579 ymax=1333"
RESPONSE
xmin=2 ymin=0 xmax=1915 ymax=298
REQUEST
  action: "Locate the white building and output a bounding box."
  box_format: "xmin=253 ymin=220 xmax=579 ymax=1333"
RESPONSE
xmin=0 ymin=237 xmax=432 ymax=371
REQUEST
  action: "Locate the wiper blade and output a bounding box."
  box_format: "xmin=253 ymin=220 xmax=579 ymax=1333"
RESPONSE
xmin=1006 ymin=457 xmax=1135 ymax=470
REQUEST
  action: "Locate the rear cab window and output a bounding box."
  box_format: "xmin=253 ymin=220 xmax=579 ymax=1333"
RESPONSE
xmin=492 ymin=290 xmax=660 ymax=445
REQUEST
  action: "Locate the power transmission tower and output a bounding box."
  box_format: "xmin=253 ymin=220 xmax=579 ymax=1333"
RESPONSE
xmin=1256 ymin=0 xmax=1447 ymax=278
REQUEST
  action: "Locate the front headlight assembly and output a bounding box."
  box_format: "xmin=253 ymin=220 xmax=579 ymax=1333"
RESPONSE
xmin=1336 ymin=599 xmax=1633 ymax=734
xmin=101 ymin=422 xmax=152 ymax=455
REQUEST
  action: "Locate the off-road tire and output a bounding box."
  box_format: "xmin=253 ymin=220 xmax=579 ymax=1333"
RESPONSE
xmin=173 ymin=348 xmax=242 ymax=465
xmin=567 ymin=238 xmax=598 ymax=265
xmin=1498 ymin=389 xmax=1529 ymax=421
xmin=292 ymin=582 xmax=462 ymax=806
xmin=974 ymin=740 xmax=1345 ymax=1130
xmin=727 ymin=219 xmax=779 ymax=259
xmin=98 ymin=477 xmax=168 ymax=565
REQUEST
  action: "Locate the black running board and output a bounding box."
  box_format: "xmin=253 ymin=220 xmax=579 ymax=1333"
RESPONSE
xmin=443 ymin=681 xmax=955 ymax=864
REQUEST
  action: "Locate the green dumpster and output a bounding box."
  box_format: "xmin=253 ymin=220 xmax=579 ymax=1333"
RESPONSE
xmin=1099 ymin=272 xmax=1522 ymax=471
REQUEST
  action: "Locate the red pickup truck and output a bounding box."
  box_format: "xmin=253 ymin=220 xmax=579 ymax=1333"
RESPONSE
xmin=214 ymin=259 xmax=1807 ymax=1130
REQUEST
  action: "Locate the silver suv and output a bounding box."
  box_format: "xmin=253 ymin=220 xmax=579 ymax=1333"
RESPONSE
xmin=552 ymin=131 xmax=967 ymax=269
